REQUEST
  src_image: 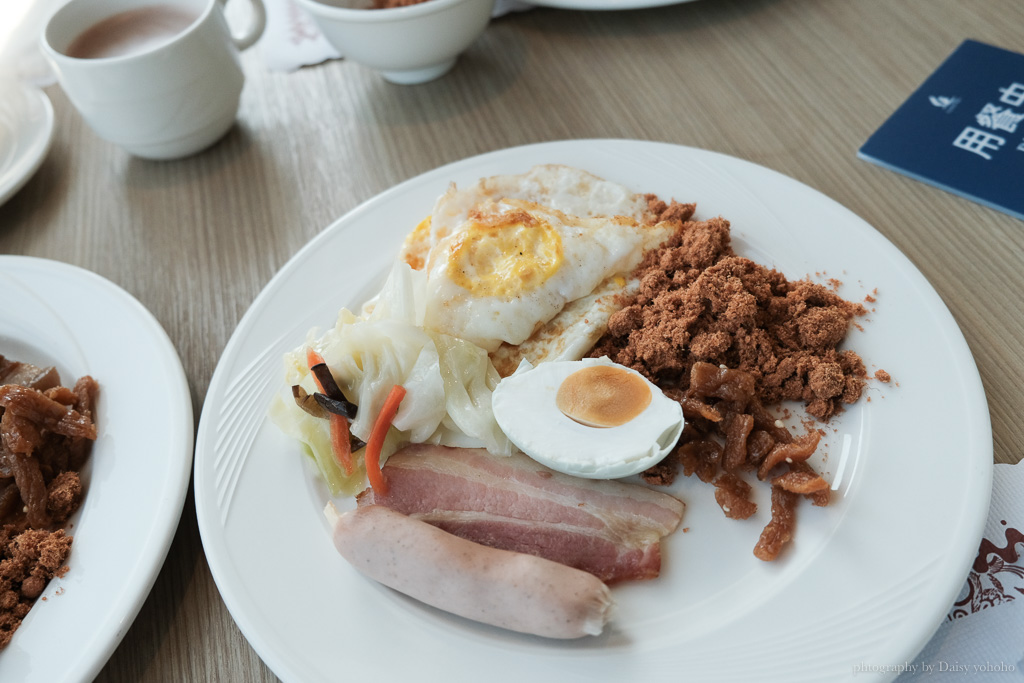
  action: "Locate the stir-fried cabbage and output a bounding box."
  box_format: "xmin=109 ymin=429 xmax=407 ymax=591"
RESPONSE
xmin=270 ymin=261 xmax=514 ymax=495
xmin=268 ymin=394 xmax=364 ymax=496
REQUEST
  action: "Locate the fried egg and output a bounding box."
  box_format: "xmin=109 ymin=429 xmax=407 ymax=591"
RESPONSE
xmin=490 ymin=219 xmax=677 ymax=376
xmin=492 ymin=357 xmax=684 ymax=479
xmin=400 ymin=164 xmax=656 ymax=271
xmin=421 ymin=199 xmax=645 ymax=352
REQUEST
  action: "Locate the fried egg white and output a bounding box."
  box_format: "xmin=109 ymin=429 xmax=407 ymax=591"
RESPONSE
xmin=492 ymin=357 xmax=684 ymax=479
xmin=490 ymin=219 xmax=677 ymax=376
xmin=421 ymin=199 xmax=644 ymax=352
xmin=399 ymin=164 xmax=656 ymax=271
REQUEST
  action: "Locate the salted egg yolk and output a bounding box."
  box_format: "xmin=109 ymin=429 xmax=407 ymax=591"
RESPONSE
xmin=447 ymin=214 xmax=563 ymax=298
xmin=556 ymin=365 xmax=652 ymax=428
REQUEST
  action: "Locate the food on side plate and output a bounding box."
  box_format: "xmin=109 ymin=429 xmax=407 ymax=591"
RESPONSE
xmin=325 ymin=503 xmax=613 ymax=638
xmin=0 ymin=356 xmax=99 ymax=650
xmin=0 ymin=358 xmax=60 ymax=392
xmin=491 ymin=357 xmax=683 ymax=479
xmin=275 ymin=163 xmax=873 ymax=636
xmin=356 ymin=444 xmax=685 ymax=583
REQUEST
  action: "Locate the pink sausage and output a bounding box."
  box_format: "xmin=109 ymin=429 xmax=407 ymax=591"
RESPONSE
xmin=325 ymin=503 xmax=613 ymax=638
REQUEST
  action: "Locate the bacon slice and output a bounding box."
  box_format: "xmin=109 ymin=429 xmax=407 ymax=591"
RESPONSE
xmin=357 ymin=444 xmax=685 ymax=584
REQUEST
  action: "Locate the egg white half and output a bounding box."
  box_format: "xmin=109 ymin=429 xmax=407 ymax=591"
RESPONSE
xmin=492 ymin=357 xmax=684 ymax=479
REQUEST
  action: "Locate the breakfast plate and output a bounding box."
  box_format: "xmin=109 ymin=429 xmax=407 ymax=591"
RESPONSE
xmin=0 ymin=257 xmax=194 ymax=683
xmin=0 ymin=80 xmax=54 ymax=207
xmin=195 ymin=139 xmax=991 ymax=682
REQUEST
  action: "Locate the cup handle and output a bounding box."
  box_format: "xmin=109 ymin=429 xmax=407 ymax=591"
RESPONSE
xmin=221 ymin=0 xmax=266 ymax=51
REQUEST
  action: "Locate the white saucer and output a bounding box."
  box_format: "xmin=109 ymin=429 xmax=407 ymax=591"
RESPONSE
xmin=0 ymin=79 xmax=55 ymax=207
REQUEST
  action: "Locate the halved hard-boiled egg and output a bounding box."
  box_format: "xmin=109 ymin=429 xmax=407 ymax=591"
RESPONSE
xmin=491 ymin=357 xmax=684 ymax=479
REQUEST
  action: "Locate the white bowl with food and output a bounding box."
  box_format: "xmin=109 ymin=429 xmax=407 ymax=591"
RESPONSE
xmin=296 ymin=0 xmax=496 ymax=84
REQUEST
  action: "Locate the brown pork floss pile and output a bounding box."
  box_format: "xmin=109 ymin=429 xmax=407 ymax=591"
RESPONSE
xmin=0 ymin=526 xmax=74 ymax=649
xmin=0 ymin=357 xmax=97 ymax=649
xmin=589 ymin=199 xmax=869 ymax=560
xmin=591 ymin=200 xmax=868 ymax=421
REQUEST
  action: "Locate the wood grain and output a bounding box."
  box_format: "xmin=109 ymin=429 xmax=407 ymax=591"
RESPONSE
xmin=1 ymin=0 xmax=1022 ymax=680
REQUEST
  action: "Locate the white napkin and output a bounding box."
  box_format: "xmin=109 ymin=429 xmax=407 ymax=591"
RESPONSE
xmin=260 ymin=0 xmax=533 ymax=72
xmin=895 ymin=461 xmax=1024 ymax=681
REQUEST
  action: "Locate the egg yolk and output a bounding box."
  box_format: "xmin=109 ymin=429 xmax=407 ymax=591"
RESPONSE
xmin=401 ymin=215 xmax=433 ymax=270
xmin=556 ymin=365 xmax=652 ymax=428
xmin=448 ymin=214 xmax=563 ymax=298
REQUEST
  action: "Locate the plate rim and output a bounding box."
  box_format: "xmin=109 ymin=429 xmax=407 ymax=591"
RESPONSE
xmin=195 ymin=138 xmax=993 ymax=683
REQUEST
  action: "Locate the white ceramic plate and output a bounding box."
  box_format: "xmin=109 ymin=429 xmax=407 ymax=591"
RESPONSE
xmin=0 ymin=257 xmax=193 ymax=683
xmin=195 ymin=140 xmax=992 ymax=683
xmin=527 ymin=0 xmax=697 ymax=10
xmin=0 ymin=81 xmax=54 ymax=207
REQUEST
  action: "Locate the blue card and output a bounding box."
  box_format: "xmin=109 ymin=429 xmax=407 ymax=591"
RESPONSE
xmin=858 ymin=39 xmax=1024 ymax=221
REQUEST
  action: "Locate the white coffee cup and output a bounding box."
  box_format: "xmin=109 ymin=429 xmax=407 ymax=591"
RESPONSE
xmin=42 ymin=0 xmax=266 ymax=160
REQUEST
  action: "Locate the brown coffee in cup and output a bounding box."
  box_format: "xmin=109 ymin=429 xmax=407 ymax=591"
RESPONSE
xmin=64 ymin=5 xmax=198 ymax=59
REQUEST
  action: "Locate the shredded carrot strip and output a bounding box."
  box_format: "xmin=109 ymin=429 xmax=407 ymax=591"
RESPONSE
xmin=306 ymin=348 xmax=325 ymax=376
xmin=328 ymin=414 xmax=354 ymax=476
xmin=306 ymin=348 xmax=354 ymax=476
xmin=365 ymin=385 xmax=406 ymax=495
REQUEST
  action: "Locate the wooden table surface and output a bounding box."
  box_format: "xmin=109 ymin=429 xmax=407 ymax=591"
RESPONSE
xmin=2 ymin=0 xmax=1022 ymax=680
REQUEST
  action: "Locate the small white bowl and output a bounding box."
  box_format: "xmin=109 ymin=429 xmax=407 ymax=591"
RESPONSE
xmin=297 ymin=0 xmax=496 ymax=84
